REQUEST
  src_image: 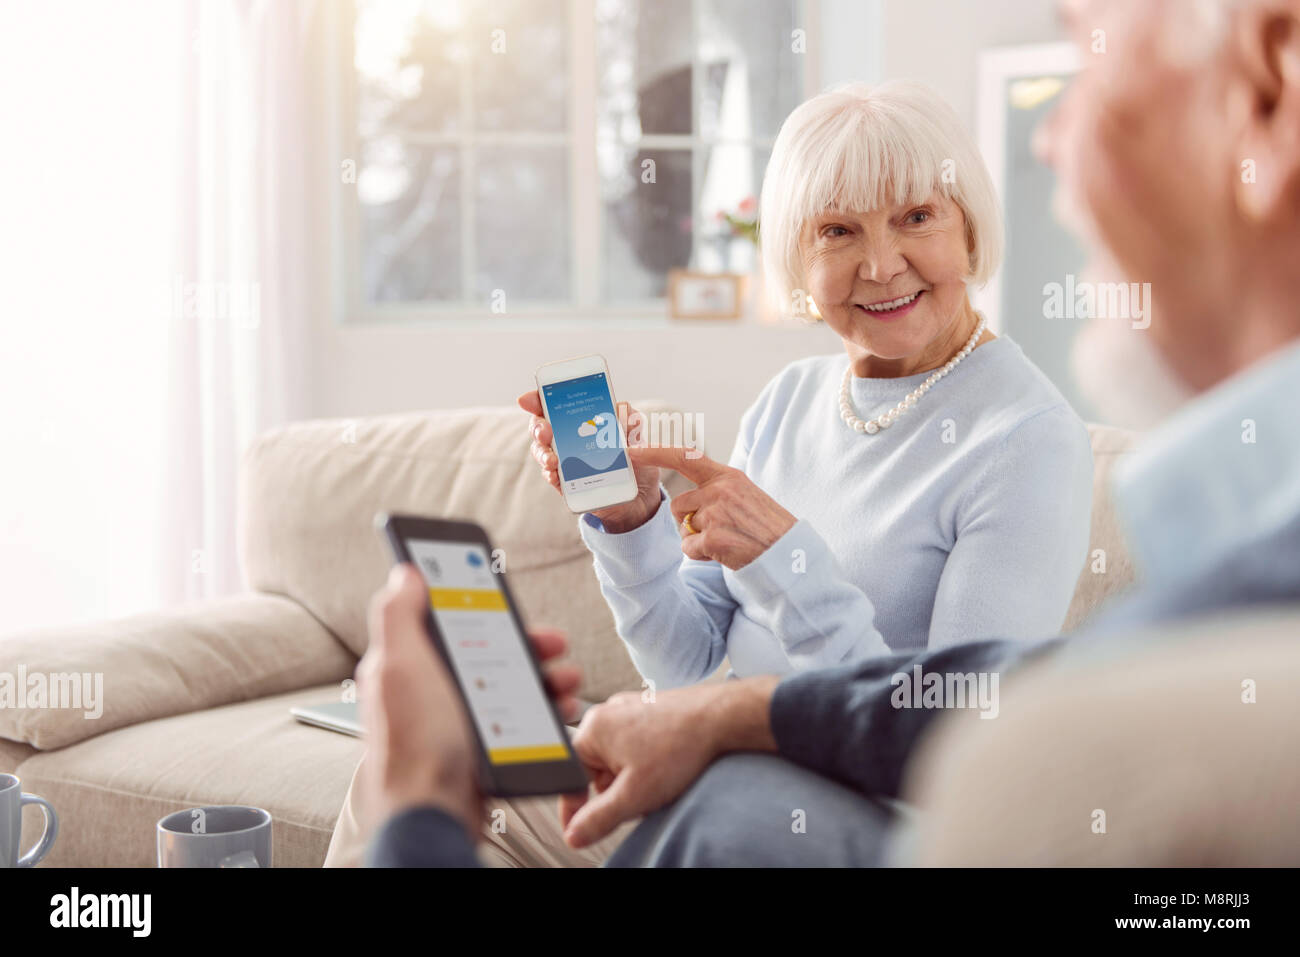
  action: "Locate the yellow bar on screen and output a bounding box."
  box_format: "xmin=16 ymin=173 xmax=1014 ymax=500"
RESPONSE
xmin=488 ymin=744 xmax=570 ymax=765
xmin=428 ymin=587 xmax=506 ymax=611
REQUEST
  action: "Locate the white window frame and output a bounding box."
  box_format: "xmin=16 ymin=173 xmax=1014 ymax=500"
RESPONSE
xmin=329 ymin=0 xmax=821 ymax=325
xmin=973 ymin=41 xmax=1080 ymax=335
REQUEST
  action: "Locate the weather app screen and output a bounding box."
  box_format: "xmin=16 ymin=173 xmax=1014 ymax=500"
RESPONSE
xmin=542 ymin=373 xmax=628 ymax=494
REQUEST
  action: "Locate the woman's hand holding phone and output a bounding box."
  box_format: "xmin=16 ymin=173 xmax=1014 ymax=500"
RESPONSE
xmin=516 ymin=390 xmax=661 ymax=532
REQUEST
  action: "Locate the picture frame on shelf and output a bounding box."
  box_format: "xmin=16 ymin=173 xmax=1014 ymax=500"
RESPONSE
xmin=667 ymin=270 xmax=746 ymax=320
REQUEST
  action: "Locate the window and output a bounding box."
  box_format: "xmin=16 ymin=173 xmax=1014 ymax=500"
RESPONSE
xmin=338 ymin=0 xmax=815 ymax=320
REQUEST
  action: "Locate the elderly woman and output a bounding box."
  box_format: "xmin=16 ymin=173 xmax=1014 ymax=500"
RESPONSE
xmin=522 ymin=80 xmax=1094 ymax=686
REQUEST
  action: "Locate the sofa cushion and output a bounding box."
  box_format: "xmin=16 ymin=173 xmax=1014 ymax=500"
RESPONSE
xmin=0 ymin=736 xmax=36 ymax=775
xmin=0 ymin=593 xmax=357 ymax=750
xmin=14 ymin=683 xmax=364 ymax=867
xmin=1062 ymin=424 xmax=1141 ymax=632
xmin=239 ymin=401 xmax=695 ymax=702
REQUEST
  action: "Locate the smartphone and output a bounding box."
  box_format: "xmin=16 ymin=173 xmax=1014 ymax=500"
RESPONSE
xmin=376 ymin=513 xmax=590 ymax=797
xmin=535 ymin=353 xmax=639 ymax=513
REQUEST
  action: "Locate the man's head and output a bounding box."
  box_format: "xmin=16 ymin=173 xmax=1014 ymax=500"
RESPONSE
xmin=1040 ymin=0 xmax=1300 ymax=412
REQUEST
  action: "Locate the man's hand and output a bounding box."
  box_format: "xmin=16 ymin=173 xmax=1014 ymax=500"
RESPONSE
xmin=559 ymin=675 xmax=780 ymax=849
xmin=357 ymin=563 xmax=584 ymax=842
xmin=627 ymin=446 xmax=797 ymax=570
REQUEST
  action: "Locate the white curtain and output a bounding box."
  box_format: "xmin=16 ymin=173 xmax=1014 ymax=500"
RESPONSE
xmin=159 ymin=0 xmax=321 ymax=603
xmin=0 ymin=0 xmax=322 ymax=633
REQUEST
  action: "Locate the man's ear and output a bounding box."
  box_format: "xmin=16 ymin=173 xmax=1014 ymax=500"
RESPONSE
xmin=1231 ymin=1 xmax=1300 ymax=223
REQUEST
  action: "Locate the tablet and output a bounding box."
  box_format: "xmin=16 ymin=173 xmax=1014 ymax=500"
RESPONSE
xmin=289 ymin=700 xmax=362 ymax=737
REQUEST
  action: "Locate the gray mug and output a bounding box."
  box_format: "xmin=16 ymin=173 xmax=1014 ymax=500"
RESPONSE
xmin=1 ymin=773 xmax=59 ymax=868
xmin=157 ymin=805 xmax=272 ymax=868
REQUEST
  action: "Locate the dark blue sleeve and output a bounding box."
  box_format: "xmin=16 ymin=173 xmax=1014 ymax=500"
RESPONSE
xmin=769 ymin=637 xmax=1064 ymax=798
xmin=364 ymin=806 xmax=481 ymax=868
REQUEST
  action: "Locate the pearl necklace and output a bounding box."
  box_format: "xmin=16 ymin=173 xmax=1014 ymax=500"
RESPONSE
xmin=839 ymin=315 xmax=987 ymax=434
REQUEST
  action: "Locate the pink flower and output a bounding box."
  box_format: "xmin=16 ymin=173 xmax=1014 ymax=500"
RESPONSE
xmin=738 ymin=195 xmax=757 ymax=214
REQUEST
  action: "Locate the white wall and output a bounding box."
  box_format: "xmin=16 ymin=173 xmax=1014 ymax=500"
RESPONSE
xmin=882 ymin=0 xmax=1066 ymax=128
xmin=311 ymin=320 xmax=839 ymax=458
xmin=305 ymin=0 xmax=1066 ymax=450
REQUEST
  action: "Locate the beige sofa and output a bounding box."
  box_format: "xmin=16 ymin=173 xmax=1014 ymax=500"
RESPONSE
xmin=0 ymin=406 xmax=1138 ymax=867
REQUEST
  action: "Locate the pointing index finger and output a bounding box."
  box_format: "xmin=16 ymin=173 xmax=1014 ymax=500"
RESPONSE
xmin=628 ymin=445 xmax=726 ymax=483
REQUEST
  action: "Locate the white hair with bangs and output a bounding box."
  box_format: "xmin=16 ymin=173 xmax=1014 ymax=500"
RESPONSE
xmin=759 ymin=80 xmax=1003 ymax=317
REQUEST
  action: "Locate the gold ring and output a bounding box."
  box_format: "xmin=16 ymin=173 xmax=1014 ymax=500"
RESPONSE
xmin=681 ymin=511 xmax=698 ymax=535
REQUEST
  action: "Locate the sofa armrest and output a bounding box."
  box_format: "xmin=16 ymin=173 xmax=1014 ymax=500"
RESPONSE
xmin=0 ymin=593 xmax=357 ymax=750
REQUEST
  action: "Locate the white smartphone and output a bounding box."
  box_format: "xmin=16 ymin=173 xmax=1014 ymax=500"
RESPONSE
xmin=535 ymin=353 xmax=639 ymax=514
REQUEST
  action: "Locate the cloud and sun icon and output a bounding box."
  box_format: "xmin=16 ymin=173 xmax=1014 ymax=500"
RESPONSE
xmin=577 ymin=413 xmax=607 ymax=438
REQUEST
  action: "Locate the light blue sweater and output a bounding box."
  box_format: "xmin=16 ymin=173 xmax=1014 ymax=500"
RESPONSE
xmin=579 ymin=336 xmax=1094 ymax=687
